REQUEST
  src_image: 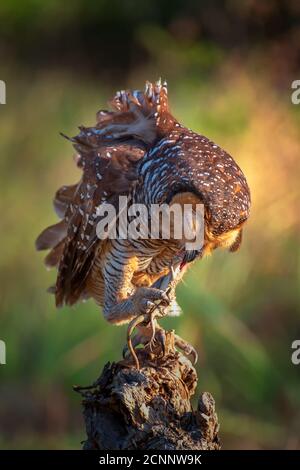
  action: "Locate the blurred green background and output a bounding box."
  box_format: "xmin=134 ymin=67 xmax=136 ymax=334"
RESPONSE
xmin=0 ymin=0 xmax=300 ymax=449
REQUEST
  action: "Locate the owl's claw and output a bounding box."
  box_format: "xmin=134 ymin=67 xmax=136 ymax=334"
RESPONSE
xmin=125 ymin=266 xmax=184 ymax=369
xmin=174 ymin=333 xmax=198 ymax=365
xmin=150 ymin=328 xmax=166 ymax=356
xmin=126 ymin=285 xmax=173 ymax=368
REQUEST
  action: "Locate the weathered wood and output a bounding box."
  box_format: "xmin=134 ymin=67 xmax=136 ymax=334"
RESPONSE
xmin=76 ymin=331 xmax=220 ymax=450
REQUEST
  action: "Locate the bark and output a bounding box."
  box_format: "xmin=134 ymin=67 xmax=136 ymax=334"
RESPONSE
xmin=76 ymin=330 xmax=220 ymax=450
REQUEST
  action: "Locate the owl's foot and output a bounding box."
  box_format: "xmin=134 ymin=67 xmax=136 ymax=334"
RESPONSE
xmin=126 ymin=285 xmax=174 ymax=369
xmin=130 ymin=286 xmax=170 ymax=316
xmin=125 ymin=269 xmax=180 ymax=369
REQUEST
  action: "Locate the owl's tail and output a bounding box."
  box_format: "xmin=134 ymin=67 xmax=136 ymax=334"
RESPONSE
xmin=87 ymin=79 xmax=177 ymax=146
xmin=110 ymin=78 xmax=169 ymax=119
xmin=111 ymin=79 xmax=177 ymax=141
xmin=60 ymin=80 xmax=176 ymax=150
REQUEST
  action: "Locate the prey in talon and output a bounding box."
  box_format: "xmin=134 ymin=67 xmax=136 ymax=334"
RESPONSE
xmin=125 ymin=270 xmax=175 ymax=369
xmin=36 ymin=80 xmax=250 ymax=370
xmin=125 ymin=263 xmax=198 ymax=369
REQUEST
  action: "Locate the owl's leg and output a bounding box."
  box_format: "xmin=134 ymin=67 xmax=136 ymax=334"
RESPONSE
xmin=124 ymin=266 xmax=183 ymax=367
xmin=103 ymin=242 xmax=171 ymax=325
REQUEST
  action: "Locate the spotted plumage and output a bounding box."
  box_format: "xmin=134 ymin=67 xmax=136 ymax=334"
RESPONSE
xmin=36 ymin=80 xmax=250 ymax=357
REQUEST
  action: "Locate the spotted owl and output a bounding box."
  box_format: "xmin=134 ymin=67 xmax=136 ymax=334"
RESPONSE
xmin=36 ymin=80 xmax=250 ymax=364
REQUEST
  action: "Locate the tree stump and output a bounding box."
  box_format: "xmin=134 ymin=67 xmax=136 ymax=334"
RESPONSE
xmin=76 ymin=330 xmax=220 ymax=450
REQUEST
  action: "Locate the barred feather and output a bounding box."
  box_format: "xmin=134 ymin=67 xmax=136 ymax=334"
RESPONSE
xmin=36 ymin=79 xmax=250 ymax=315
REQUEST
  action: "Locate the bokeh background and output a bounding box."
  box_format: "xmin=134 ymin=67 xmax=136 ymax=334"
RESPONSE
xmin=0 ymin=0 xmax=300 ymax=449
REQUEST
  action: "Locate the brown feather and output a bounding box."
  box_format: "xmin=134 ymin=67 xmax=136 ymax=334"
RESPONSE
xmin=54 ymin=138 xmax=145 ymax=307
xmin=229 ymin=228 xmax=243 ymax=252
xmin=44 ymin=240 xmax=65 ymax=268
xmin=53 ymin=184 xmax=77 ymax=218
xmin=35 ymin=220 xmax=67 ymax=251
xmin=37 ymin=80 xmax=250 ymax=312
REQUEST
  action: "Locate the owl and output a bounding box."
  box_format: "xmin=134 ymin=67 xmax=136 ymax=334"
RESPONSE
xmin=36 ymin=80 xmax=250 ymax=367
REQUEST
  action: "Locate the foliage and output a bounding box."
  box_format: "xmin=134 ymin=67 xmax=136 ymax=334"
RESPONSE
xmin=0 ymin=1 xmax=300 ymax=449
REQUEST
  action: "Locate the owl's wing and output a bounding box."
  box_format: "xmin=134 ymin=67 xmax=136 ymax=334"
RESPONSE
xmin=36 ymin=79 xmax=174 ymax=306
xmin=36 ymin=123 xmax=145 ymax=307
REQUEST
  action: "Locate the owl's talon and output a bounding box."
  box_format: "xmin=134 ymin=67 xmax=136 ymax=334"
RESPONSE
xmin=189 ymin=347 xmax=198 ymax=365
xmin=174 ymin=333 xmax=198 ymax=365
xmin=126 ymin=280 xmax=176 ymax=368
